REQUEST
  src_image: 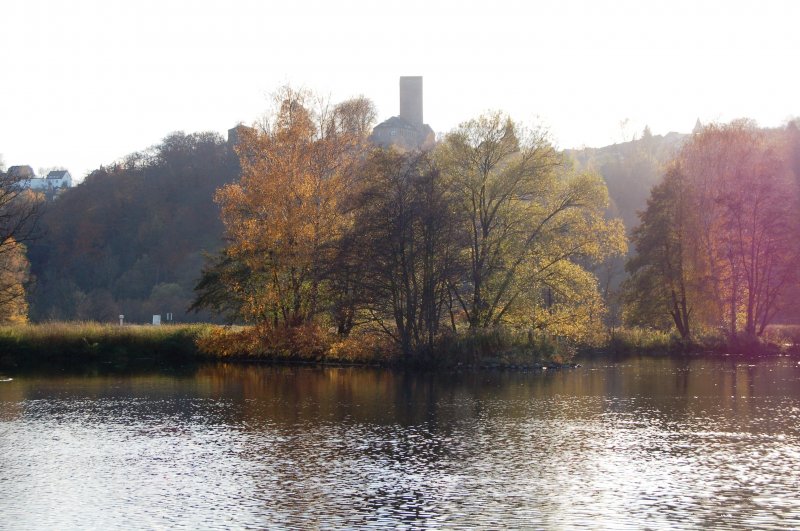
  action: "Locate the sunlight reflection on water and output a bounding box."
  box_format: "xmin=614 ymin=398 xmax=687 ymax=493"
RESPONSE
xmin=1 ymin=357 xmax=799 ymax=529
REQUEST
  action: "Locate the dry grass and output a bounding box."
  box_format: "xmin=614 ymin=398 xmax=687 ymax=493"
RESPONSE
xmin=763 ymin=324 xmax=800 ymax=347
xmin=0 ymin=322 xmax=213 ymax=366
xmin=604 ymin=327 xmax=676 ymax=355
xmin=1 ymin=321 xmax=584 ymax=369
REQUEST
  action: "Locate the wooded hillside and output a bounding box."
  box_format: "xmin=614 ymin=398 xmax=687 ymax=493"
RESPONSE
xmin=27 ymin=132 xmax=240 ymax=323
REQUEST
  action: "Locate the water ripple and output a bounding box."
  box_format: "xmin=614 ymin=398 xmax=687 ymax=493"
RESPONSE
xmin=1 ymin=358 xmax=799 ymax=529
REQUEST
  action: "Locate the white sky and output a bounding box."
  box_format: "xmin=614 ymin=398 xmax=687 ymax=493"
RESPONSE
xmin=1 ymin=0 xmax=798 ymax=180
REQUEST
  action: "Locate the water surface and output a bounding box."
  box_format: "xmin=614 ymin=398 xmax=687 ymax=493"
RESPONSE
xmin=1 ymin=357 xmax=799 ymax=529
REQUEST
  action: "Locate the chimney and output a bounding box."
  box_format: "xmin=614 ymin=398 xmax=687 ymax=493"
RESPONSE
xmin=399 ymin=76 xmax=423 ymax=126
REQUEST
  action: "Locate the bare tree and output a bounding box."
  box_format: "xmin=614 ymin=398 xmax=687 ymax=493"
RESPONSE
xmin=347 ymin=150 xmax=461 ymax=359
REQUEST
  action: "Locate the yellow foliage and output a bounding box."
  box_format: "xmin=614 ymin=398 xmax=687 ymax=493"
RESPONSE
xmin=215 ymin=87 xmax=367 ymax=326
xmin=196 ymin=326 xmax=258 ymax=358
xmin=327 ymin=330 xmax=396 ymax=363
xmin=0 ymin=238 xmax=29 ymax=324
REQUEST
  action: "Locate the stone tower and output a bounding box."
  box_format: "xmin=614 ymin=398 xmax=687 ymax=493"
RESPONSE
xmin=370 ymin=76 xmax=435 ymax=151
xmin=399 ymin=76 xmax=423 ymax=127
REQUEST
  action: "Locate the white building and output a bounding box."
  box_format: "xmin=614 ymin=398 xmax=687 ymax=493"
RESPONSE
xmin=42 ymin=170 xmax=72 ymax=189
xmin=9 ymin=166 xmax=73 ymax=191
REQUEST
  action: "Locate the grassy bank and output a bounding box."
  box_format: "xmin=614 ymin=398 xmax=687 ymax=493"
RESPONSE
xmin=0 ymin=322 xmax=576 ymax=370
xmin=9 ymin=322 xmax=792 ymax=372
xmin=597 ymin=326 xmax=800 ymax=357
xmin=0 ymin=322 xmax=212 ymax=368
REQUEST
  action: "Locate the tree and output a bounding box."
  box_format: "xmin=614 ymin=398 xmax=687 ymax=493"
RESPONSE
xmin=28 ymin=131 xmax=239 ymax=323
xmin=346 ymin=150 xmax=461 ymax=358
xmin=437 ymin=112 xmax=626 ymax=337
xmin=208 ymin=87 xmax=370 ymax=330
xmin=627 ymin=121 xmax=800 ymax=341
xmin=329 ymin=96 xmax=377 ymax=138
xmin=786 ymin=120 xmax=800 ymax=188
xmin=681 ymin=121 xmax=800 ymax=340
xmin=0 ymin=170 xmax=40 ymax=323
xmin=0 ymin=238 xmax=30 ymax=323
xmin=624 ymin=164 xmax=697 ymax=339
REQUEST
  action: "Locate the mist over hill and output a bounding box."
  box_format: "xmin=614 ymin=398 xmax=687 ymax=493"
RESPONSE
xmin=566 ymin=128 xmax=688 ymax=234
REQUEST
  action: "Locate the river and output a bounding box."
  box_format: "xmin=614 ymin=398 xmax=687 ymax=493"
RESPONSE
xmin=1 ymin=356 xmax=799 ymax=529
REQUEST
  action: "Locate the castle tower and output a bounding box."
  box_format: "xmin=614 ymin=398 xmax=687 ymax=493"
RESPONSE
xmin=399 ymin=76 xmax=423 ymax=127
xmin=370 ymin=76 xmax=434 ymax=151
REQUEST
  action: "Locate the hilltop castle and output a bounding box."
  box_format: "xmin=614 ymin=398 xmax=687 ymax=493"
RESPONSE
xmin=369 ymin=76 xmax=435 ymax=151
xmin=227 ymin=76 xmax=436 ymax=151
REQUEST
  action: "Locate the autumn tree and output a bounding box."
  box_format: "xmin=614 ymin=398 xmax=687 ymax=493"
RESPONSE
xmin=196 ymin=104 xmax=625 ymax=357
xmin=206 ymin=88 xmax=371 ymax=330
xmin=786 ymin=120 xmax=800 ymax=189
xmin=626 ymin=121 xmax=800 ymax=342
xmin=680 ymin=121 xmax=800 ymax=340
xmin=0 ymin=170 xmax=40 ymax=323
xmin=437 ymin=112 xmax=626 ymax=338
xmin=0 ymin=238 xmax=30 ymax=323
xmin=329 ymin=96 xmax=377 ymax=138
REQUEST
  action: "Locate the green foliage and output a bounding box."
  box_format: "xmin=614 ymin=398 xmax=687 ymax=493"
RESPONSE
xmin=623 ymin=165 xmax=696 ymax=338
xmin=437 ymin=112 xmax=626 ymax=333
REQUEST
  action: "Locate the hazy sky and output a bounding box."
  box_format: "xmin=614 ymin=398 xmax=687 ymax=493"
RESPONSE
xmin=2 ymin=0 xmax=798 ymax=180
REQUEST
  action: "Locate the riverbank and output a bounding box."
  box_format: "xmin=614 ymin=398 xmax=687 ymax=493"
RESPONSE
xmin=595 ymin=326 xmax=800 ymax=357
xmin=1 ymin=322 xmax=796 ymax=372
xmin=0 ymin=322 xmax=576 ymax=371
xmin=0 ymin=322 xmax=210 ymax=369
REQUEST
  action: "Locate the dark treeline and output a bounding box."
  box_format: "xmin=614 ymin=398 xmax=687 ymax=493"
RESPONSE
xmin=27 ymin=132 xmax=240 ymax=323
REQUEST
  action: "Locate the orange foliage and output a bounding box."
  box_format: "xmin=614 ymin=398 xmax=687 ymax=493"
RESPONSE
xmin=215 ymin=87 xmax=368 ymax=327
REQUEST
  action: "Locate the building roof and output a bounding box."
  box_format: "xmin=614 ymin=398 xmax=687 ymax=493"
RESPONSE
xmin=8 ymin=165 xmax=35 ymax=179
xmin=47 ymin=170 xmax=70 ymax=179
xmin=369 ymin=116 xmax=435 ymax=151
xmin=373 ymin=115 xmax=421 ymax=131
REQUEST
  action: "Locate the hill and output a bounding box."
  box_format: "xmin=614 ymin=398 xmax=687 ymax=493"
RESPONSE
xmin=27 ymin=132 xmax=240 ymax=323
xmin=566 ymin=128 xmax=688 ymax=233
